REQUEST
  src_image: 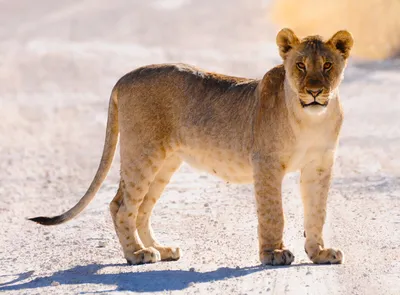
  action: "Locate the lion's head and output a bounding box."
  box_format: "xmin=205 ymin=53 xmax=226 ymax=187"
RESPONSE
xmin=276 ymin=28 xmax=353 ymax=115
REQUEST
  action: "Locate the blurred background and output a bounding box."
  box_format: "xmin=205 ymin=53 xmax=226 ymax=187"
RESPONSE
xmin=0 ymin=0 xmax=399 ymax=294
xmin=271 ymin=0 xmax=400 ymax=60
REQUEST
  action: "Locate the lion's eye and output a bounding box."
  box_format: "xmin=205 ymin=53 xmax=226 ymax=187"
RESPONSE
xmin=324 ymin=62 xmax=332 ymax=70
xmin=296 ymin=62 xmax=306 ymax=70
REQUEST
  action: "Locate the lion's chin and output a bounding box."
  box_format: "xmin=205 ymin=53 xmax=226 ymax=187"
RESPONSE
xmin=302 ymin=104 xmax=328 ymax=116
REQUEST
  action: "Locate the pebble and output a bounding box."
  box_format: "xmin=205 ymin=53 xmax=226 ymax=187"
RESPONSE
xmin=51 ymin=281 xmax=60 ymax=286
xmin=98 ymin=241 xmax=107 ymax=248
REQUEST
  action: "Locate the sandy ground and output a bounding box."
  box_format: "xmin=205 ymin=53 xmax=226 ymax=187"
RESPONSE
xmin=0 ymin=0 xmax=399 ymax=294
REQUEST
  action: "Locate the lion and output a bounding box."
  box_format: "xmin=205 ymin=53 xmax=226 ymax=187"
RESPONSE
xmin=29 ymin=28 xmax=353 ymax=266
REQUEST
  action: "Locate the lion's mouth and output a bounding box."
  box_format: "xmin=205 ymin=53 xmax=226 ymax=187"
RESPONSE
xmin=300 ymin=100 xmax=328 ymax=108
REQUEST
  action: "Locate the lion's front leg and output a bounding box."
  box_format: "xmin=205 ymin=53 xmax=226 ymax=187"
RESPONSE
xmin=301 ymin=152 xmax=343 ymax=264
xmin=253 ymin=157 xmax=294 ymax=266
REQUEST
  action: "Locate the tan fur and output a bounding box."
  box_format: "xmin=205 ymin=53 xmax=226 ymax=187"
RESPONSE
xmin=30 ymin=29 xmax=353 ymax=266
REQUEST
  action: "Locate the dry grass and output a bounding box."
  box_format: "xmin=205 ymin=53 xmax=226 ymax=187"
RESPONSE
xmin=269 ymin=0 xmax=400 ymax=60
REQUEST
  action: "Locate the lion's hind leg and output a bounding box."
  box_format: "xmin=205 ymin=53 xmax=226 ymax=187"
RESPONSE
xmin=137 ymin=154 xmax=182 ymax=261
xmin=111 ymin=145 xmax=171 ymax=265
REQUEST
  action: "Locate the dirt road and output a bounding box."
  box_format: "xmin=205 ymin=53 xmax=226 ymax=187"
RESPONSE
xmin=0 ymin=1 xmax=399 ymax=294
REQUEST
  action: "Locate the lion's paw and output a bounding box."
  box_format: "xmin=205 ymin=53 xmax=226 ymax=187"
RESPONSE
xmin=154 ymin=246 xmax=181 ymax=261
xmin=260 ymin=249 xmax=295 ymax=266
xmin=126 ymin=247 xmax=161 ymax=265
xmin=308 ymin=248 xmax=343 ymax=264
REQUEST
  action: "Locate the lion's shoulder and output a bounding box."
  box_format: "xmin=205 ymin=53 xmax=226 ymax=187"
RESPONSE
xmin=257 ymin=65 xmax=286 ymax=109
xmin=260 ymin=65 xmax=285 ymax=94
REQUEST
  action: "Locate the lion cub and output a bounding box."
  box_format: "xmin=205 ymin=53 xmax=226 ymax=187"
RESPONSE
xmin=30 ymin=28 xmax=353 ymax=266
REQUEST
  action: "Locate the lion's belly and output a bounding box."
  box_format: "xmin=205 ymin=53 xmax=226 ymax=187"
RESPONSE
xmin=177 ymin=148 xmax=253 ymax=183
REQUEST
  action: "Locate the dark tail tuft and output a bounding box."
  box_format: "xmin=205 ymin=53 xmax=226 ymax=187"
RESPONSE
xmin=28 ymin=216 xmax=67 ymax=226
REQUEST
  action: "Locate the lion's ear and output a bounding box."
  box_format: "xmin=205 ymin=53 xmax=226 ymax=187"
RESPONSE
xmin=276 ymin=28 xmax=300 ymax=59
xmin=327 ymin=30 xmax=354 ymax=59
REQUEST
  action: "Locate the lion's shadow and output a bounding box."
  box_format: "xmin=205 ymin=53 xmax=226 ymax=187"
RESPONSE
xmin=0 ymin=262 xmax=319 ymax=293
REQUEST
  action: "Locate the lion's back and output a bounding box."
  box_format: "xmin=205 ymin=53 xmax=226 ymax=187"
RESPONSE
xmin=115 ymin=63 xmax=259 ymax=139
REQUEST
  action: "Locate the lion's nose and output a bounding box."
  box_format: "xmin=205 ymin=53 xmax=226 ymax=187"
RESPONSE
xmin=306 ymin=88 xmax=323 ymax=98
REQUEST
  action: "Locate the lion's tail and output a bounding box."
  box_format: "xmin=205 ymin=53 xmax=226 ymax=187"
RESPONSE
xmin=28 ymin=87 xmax=119 ymax=226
